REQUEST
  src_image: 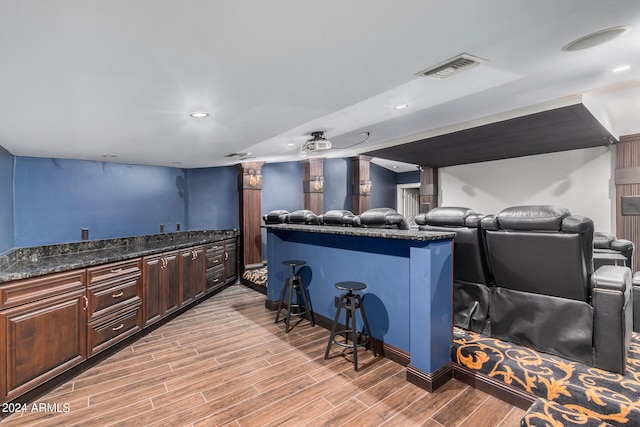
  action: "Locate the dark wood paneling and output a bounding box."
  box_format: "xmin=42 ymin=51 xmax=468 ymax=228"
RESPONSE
xmin=303 ymin=158 xmax=324 ymax=214
xmin=365 ymin=103 xmax=615 ymax=168
xmin=351 ymin=156 xmax=371 ymax=214
xmin=237 ymin=162 xmax=264 ymax=270
xmin=616 ymin=134 xmax=640 ymax=269
xmin=419 ymin=167 xmax=439 ymax=211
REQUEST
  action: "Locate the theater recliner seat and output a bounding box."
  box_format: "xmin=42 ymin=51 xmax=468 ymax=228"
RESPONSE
xmin=263 ymin=210 xmax=289 ymax=224
xmin=593 ymin=231 xmax=634 ymax=270
xmin=319 ymin=210 xmax=356 ymax=226
xmin=482 ymin=205 xmax=632 ymax=373
xmin=353 ymin=208 xmax=408 ymax=230
xmin=287 ymin=209 xmax=321 ymax=225
xmin=415 ymin=207 xmax=491 ymax=333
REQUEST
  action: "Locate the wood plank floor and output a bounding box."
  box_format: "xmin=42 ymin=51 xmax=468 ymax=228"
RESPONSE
xmin=1 ymin=284 xmax=526 ymax=426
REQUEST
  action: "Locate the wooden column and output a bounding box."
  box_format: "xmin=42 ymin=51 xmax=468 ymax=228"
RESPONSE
xmin=303 ymin=158 xmax=324 ymax=214
xmin=352 ymin=156 xmax=371 ymax=215
xmin=237 ymin=161 xmax=264 ymax=270
xmin=615 ymin=133 xmax=640 ymax=269
xmin=419 ymin=167 xmax=439 ymax=212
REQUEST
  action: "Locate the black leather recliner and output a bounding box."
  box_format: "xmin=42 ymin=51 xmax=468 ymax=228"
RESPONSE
xmin=415 ymin=207 xmax=492 ymax=333
xmin=593 ymin=231 xmax=634 ymax=270
xmin=481 ymin=205 xmax=632 ymax=373
xmin=319 ymin=210 xmax=356 ymax=226
xmin=263 ymin=210 xmax=289 ymax=224
xmin=353 ymin=208 xmax=409 ymax=230
xmin=287 ymin=209 xmax=321 ymax=225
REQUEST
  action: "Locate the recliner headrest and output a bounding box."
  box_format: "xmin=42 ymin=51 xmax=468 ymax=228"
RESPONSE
xmin=496 ymin=205 xmax=571 ymax=231
xmin=263 ymin=210 xmax=289 ymax=224
xmin=415 ymin=207 xmax=476 ymax=227
xmin=288 ymin=209 xmax=321 ymax=225
xmin=594 ymin=231 xmax=616 ymax=249
xmin=354 ymin=208 xmax=408 ymax=230
xmin=319 ymin=210 xmax=355 ymax=226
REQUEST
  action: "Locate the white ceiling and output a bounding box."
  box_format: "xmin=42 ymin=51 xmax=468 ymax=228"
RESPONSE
xmin=0 ymin=1 xmax=639 ymax=172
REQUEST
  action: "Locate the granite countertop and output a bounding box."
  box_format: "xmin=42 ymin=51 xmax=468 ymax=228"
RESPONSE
xmin=263 ymin=224 xmax=456 ymax=241
xmin=0 ymin=229 xmax=239 ymax=283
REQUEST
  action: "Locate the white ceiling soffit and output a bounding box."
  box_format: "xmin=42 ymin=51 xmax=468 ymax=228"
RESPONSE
xmin=0 ymin=1 xmax=638 ymax=168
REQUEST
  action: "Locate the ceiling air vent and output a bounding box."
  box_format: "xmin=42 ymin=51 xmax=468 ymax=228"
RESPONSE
xmin=416 ymin=53 xmax=486 ymax=80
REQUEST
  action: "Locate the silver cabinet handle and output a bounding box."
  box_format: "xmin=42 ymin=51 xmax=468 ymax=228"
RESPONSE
xmin=112 ymin=291 xmax=124 ymax=298
xmin=224 ymin=252 xmax=229 ymax=260
xmin=112 ymin=323 xmax=124 ymax=331
xmin=110 ymin=268 xmax=123 ymax=273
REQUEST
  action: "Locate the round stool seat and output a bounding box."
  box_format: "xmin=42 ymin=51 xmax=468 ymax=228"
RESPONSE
xmin=282 ymin=260 xmax=306 ymax=268
xmin=335 ymin=281 xmax=367 ymax=292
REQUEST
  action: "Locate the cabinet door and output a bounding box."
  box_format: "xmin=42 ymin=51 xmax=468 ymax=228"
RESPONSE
xmin=180 ymin=249 xmax=195 ymax=307
xmin=224 ymin=239 xmax=238 ymax=283
xmin=163 ymin=251 xmax=180 ymax=314
xmin=192 ymin=246 xmax=205 ymax=300
xmin=1 ymin=289 xmax=87 ymax=403
xmin=142 ymin=255 xmax=163 ymax=326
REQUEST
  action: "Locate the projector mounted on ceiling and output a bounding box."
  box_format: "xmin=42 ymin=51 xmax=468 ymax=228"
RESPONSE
xmin=301 ymin=131 xmax=332 ymax=154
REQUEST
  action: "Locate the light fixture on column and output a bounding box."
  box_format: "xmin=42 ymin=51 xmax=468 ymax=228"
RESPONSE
xmin=360 ymin=179 xmax=372 ymax=194
xmin=313 ymin=176 xmax=324 ymax=191
xmin=248 ymin=168 xmax=262 ymax=187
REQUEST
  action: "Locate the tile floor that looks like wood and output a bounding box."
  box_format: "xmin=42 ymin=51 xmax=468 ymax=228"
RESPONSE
xmin=1 ymin=284 xmax=526 ymax=427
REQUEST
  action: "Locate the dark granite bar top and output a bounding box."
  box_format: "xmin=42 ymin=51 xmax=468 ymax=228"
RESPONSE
xmin=264 ymin=224 xmax=455 ymax=241
xmin=0 ymin=229 xmax=238 ymax=283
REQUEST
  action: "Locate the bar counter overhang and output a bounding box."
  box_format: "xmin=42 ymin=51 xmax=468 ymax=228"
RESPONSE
xmin=265 ymin=224 xmax=455 ymax=391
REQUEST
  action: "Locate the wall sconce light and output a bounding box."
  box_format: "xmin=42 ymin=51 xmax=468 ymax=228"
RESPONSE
xmin=360 ymin=179 xmax=372 ymax=194
xmin=313 ymin=175 xmax=324 ymax=191
xmin=248 ymin=168 xmax=262 ymax=187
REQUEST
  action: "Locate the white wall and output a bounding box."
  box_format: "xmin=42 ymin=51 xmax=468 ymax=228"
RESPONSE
xmin=440 ymin=146 xmax=616 ymax=233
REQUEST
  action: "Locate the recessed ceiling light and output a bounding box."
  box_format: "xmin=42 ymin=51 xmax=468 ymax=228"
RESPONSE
xmin=190 ymin=112 xmax=209 ymax=118
xmin=287 ymin=143 xmax=295 ymax=147
xmin=612 ymin=65 xmax=632 ymax=73
xmin=392 ymin=165 xmax=399 ymax=169
xmin=562 ymin=26 xmax=631 ymax=51
xmin=394 ymin=104 xmax=409 ymax=110
xmin=102 ymin=155 xmax=117 ymax=158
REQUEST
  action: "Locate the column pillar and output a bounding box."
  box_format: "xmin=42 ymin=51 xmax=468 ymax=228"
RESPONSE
xmin=352 ymin=156 xmax=371 ymax=214
xmin=303 ymin=158 xmax=324 ymax=214
xmin=419 ymin=167 xmax=439 ymax=212
xmin=237 ymin=161 xmax=264 ymax=270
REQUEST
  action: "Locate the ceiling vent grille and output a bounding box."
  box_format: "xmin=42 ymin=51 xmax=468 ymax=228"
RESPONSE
xmin=416 ymin=53 xmax=486 ymax=80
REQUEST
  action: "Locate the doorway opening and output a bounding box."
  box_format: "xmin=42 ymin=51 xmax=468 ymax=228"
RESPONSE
xmin=397 ymin=183 xmax=420 ymax=227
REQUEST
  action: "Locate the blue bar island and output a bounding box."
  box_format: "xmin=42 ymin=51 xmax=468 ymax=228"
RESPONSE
xmin=265 ymin=224 xmax=455 ymax=391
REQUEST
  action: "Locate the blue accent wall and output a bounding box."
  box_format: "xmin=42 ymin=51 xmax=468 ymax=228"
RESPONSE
xmin=187 ymin=166 xmax=239 ymax=231
xmin=370 ymin=162 xmax=398 ymax=209
xmin=324 ymin=158 xmax=352 ymax=212
xmin=397 ymin=170 xmax=420 ymax=185
xmin=0 ymin=147 xmax=14 ymax=253
xmin=262 ymin=161 xmax=304 ymax=215
xmin=14 ymin=157 xmax=187 ymax=247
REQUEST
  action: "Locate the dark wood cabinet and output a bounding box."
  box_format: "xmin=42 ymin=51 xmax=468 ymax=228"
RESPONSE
xmin=142 ymin=251 xmax=182 ymax=327
xmin=86 ymin=259 xmax=142 ymax=357
xmin=0 ymin=236 xmax=236 ymax=405
xmin=180 ymin=246 xmax=205 ymax=306
xmin=142 ymin=254 xmax=163 ymax=327
xmin=205 ymin=242 xmax=225 ymax=292
xmin=0 ymin=270 xmax=87 ymax=403
xmin=223 ymin=238 xmax=238 ymax=283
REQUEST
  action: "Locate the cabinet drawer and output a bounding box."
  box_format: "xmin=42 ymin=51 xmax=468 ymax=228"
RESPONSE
xmin=87 ymin=278 xmax=141 ymax=321
xmin=87 ymin=259 xmax=141 ymax=285
xmin=206 ymin=265 xmax=224 ymax=291
xmin=0 ymin=269 xmax=86 ymax=310
xmin=87 ymin=305 xmax=141 ymax=357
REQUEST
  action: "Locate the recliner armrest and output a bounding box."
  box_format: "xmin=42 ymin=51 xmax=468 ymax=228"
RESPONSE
xmin=591 ymin=265 xmax=632 ymax=374
xmin=591 ymin=265 xmax=630 ymax=292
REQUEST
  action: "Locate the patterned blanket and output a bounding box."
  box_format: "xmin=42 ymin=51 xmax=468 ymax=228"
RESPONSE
xmin=453 ymin=328 xmax=640 ymax=426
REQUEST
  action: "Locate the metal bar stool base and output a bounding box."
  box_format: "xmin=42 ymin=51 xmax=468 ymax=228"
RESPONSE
xmin=275 ymin=260 xmax=315 ymax=333
xmin=324 ymin=281 xmax=377 ymax=371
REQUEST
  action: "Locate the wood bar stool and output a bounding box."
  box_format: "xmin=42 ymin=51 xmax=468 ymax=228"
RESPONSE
xmin=275 ymin=260 xmax=315 ymax=332
xmin=324 ymin=281 xmax=377 ymax=371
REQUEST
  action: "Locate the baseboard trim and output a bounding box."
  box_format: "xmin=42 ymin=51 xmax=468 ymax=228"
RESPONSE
xmin=406 ymin=363 xmax=452 ymax=392
xmin=452 ymin=363 xmax=536 ymax=410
